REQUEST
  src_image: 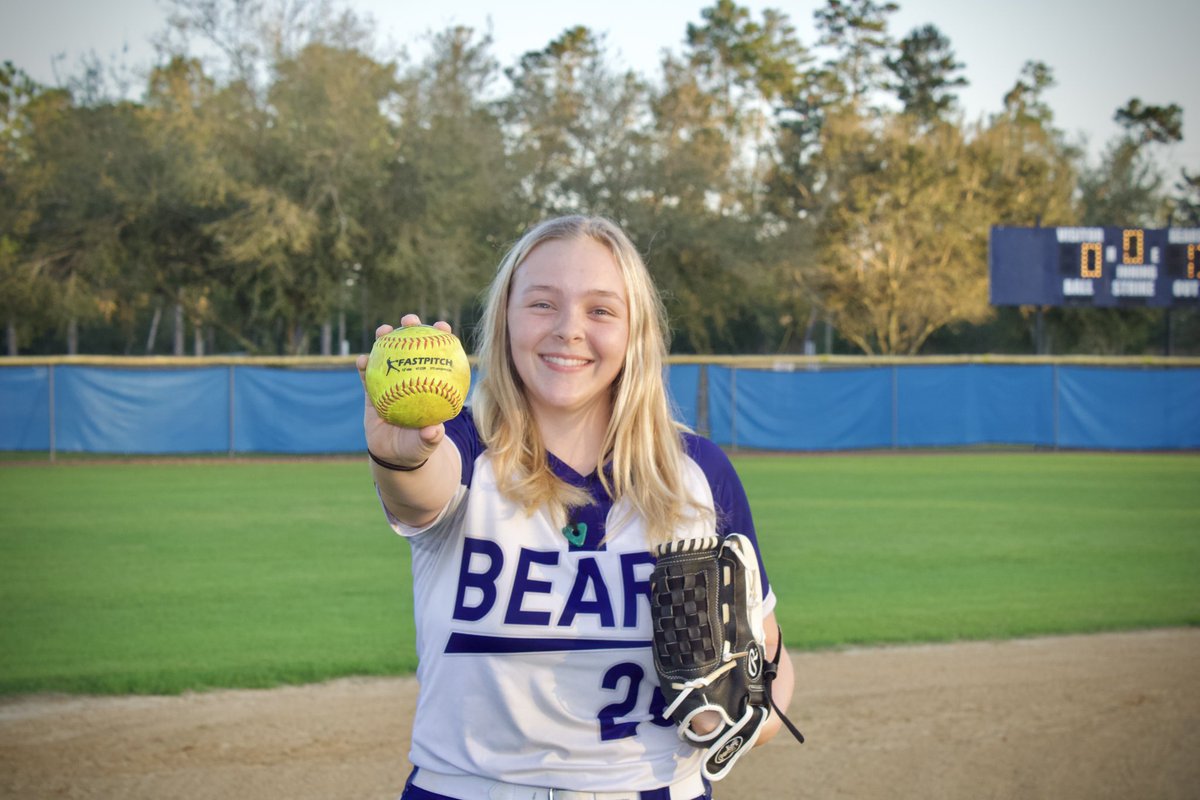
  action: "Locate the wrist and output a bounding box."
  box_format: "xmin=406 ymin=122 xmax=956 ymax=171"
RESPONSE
xmin=367 ymin=449 xmax=429 ymax=472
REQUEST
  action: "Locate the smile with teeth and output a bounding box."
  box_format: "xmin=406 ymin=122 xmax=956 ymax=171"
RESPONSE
xmin=542 ymin=354 xmax=592 ymax=368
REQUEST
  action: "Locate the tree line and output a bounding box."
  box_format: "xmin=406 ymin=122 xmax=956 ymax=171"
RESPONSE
xmin=2 ymin=0 xmax=1196 ymax=357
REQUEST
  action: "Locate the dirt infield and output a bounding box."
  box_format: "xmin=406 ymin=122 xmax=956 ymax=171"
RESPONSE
xmin=2 ymin=628 xmax=1197 ymax=800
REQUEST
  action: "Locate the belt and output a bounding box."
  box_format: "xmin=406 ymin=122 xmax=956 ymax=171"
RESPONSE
xmin=410 ymin=767 xmax=707 ymax=800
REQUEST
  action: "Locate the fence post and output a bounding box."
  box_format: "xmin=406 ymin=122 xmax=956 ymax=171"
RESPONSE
xmin=730 ymin=366 xmax=738 ymax=452
xmin=1052 ymin=363 xmax=1060 ymax=450
xmin=696 ymin=364 xmax=709 ymax=439
xmin=48 ymin=364 xmax=56 ymax=463
xmin=228 ymin=365 xmax=236 ymax=458
xmin=891 ymin=364 xmax=899 ymax=450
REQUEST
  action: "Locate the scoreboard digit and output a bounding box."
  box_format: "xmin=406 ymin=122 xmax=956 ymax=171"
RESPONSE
xmin=1123 ymin=229 xmax=1143 ymax=264
xmin=1165 ymin=229 xmax=1200 ymax=299
xmin=1080 ymin=242 xmax=1103 ymax=279
xmin=991 ymin=225 xmax=1200 ymax=307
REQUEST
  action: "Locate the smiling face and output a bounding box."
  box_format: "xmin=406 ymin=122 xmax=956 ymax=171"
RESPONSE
xmin=506 ymin=235 xmax=631 ymax=427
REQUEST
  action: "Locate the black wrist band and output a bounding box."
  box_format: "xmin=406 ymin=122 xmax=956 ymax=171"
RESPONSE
xmin=367 ymin=449 xmax=428 ymax=472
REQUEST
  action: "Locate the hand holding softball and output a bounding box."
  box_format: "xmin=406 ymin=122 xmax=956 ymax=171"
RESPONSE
xmin=357 ymin=316 xmax=469 ymax=468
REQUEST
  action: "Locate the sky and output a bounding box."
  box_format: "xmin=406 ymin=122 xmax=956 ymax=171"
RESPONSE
xmin=2 ymin=0 xmax=1198 ymax=168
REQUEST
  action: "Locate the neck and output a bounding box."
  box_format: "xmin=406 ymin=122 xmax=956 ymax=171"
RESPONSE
xmin=534 ymin=401 xmax=612 ymax=475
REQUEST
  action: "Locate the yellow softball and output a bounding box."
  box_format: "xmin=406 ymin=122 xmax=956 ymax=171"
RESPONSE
xmin=365 ymin=326 xmax=471 ymax=428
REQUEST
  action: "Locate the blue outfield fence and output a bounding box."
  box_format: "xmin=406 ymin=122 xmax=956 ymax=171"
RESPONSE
xmin=1 ymin=359 xmax=1198 ymax=454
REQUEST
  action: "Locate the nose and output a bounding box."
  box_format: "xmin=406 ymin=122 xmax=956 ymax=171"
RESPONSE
xmin=553 ymin=306 xmax=585 ymax=342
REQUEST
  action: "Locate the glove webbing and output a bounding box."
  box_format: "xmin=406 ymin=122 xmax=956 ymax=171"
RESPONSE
xmin=764 ymin=625 xmax=805 ymax=744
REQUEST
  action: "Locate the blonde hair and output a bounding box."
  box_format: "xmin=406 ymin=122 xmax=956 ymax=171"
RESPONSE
xmin=472 ymin=215 xmax=704 ymax=546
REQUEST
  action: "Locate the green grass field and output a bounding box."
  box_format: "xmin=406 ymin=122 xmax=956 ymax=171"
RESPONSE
xmin=1 ymin=452 xmax=1197 ymax=695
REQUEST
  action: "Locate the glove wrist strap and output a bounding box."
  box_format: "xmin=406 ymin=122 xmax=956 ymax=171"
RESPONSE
xmin=764 ymin=625 xmax=806 ymax=744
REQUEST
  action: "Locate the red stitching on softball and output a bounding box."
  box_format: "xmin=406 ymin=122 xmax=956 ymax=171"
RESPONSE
xmin=375 ymin=377 xmax=465 ymax=418
xmin=375 ymin=331 xmax=458 ymax=352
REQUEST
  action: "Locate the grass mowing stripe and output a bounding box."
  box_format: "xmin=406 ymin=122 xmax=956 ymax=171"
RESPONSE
xmin=736 ymin=452 xmax=1200 ymax=648
xmin=1 ymin=453 xmax=1197 ymax=695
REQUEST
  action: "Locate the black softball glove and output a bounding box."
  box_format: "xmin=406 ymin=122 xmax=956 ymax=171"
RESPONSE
xmin=650 ymin=533 xmax=804 ymax=781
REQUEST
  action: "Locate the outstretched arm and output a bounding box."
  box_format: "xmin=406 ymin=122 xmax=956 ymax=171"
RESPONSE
xmin=358 ymin=315 xmax=461 ymax=528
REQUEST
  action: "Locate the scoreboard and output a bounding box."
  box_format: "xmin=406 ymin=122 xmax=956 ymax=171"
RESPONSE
xmin=989 ymin=226 xmax=1200 ymax=307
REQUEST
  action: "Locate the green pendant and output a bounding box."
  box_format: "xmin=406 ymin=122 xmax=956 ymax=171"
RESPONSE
xmin=562 ymin=522 xmax=588 ymax=546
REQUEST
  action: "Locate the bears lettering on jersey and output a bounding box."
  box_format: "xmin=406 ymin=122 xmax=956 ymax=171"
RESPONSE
xmin=451 ymin=537 xmax=656 ymax=632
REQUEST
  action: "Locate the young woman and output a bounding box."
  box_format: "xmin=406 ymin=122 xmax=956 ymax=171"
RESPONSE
xmin=358 ymin=215 xmax=795 ymax=799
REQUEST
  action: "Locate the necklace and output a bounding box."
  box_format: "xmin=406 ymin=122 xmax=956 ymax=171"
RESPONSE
xmin=562 ymin=522 xmax=587 ymax=546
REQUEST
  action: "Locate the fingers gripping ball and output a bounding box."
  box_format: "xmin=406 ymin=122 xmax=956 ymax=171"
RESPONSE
xmin=365 ymin=326 xmax=471 ymax=428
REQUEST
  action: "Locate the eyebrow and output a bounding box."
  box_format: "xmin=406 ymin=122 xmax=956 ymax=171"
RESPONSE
xmin=519 ymin=284 xmax=627 ymax=304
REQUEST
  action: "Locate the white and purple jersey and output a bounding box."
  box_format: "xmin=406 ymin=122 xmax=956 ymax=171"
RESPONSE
xmin=383 ymin=408 xmax=775 ymax=792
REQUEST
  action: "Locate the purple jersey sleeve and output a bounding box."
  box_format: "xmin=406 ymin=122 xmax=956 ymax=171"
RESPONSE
xmin=682 ymin=433 xmax=772 ymax=599
xmin=442 ymin=407 xmax=484 ymax=487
